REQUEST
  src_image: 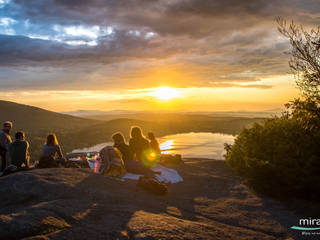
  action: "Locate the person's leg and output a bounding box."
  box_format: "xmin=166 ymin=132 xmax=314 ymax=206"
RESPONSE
xmin=0 ymin=153 xmax=7 ymax=171
xmin=125 ymin=160 xmax=160 ymax=175
xmin=1 ymin=164 xmax=17 ymax=176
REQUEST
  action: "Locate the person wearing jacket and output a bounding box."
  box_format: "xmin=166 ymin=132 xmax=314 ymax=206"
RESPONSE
xmin=38 ymin=134 xmax=65 ymax=168
xmin=148 ymin=132 xmax=161 ymax=155
xmin=7 ymin=131 xmax=30 ymax=169
xmin=113 ymin=132 xmax=160 ymax=175
xmin=0 ymin=121 xmax=13 ymax=171
xmin=129 ymin=126 xmax=150 ymax=164
xmin=112 ymin=132 xmax=161 ymax=175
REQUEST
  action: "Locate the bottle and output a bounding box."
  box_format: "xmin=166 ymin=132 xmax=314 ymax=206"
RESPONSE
xmin=94 ymin=156 xmax=101 ymax=173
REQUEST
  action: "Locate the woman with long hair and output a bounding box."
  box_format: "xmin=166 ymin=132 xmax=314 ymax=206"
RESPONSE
xmin=148 ymin=132 xmax=161 ymax=155
xmin=112 ymin=132 xmax=132 ymax=162
xmin=113 ymin=131 xmax=159 ymax=175
xmin=129 ymin=126 xmax=150 ymax=164
xmin=38 ymin=133 xmax=64 ymax=168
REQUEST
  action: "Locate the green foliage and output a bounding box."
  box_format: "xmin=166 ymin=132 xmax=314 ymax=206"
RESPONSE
xmin=286 ymin=98 xmax=320 ymax=132
xmin=225 ymin=113 xmax=320 ymax=199
xmin=226 ymin=19 xmax=320 ymax=200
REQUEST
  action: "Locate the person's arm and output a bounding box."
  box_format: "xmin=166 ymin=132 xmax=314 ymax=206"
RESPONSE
xmin=7 ymin=135 xmax=12 ymax=145
xmin=146 ymin=139 xmax=151 ymax=148
xmin=99 ymin=147 xmax=110 ymax=174
xmin=7 ymin=143 xmax=12 ymax=164
xmin=26 ymin=141 xmax=30 ymax=167
xmin=155 ymin=140 xmax=161 ymax=154
xmin=56 ymin=145 xmax=63 ymax=159
xmin=129 ymin=139 xmax=133 ymax=153
xmin=127 ymin=145 xmax=133 ymax=160
xmin=24 ymin=141 xmax=30 ymax=168
xmin=0 ymin=133 xmax=6 ymax=150
xmin=129 ymin=139 xmax=137 ymax=160
xmin=2 ymin=134 xmax=12 ymax=150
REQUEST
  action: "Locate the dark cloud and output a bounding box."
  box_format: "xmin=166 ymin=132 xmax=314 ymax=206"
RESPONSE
xmin=0 ymin=0 xmax=319 ymax=90
xmin=0 ymin=30 xmax=179 ymax=67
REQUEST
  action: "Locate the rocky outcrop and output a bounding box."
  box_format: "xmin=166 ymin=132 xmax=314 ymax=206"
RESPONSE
xmin=0 ymin=160 xmax=300 ymax=240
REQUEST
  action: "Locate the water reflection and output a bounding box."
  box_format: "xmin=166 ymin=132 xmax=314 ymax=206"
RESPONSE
xmin=72 ymin=132 xmax=235 ymax=160
xmin=159 ymin=132 xmax=235 ymax=160
xmin=160 ymin=140 xmax=175 ymax=154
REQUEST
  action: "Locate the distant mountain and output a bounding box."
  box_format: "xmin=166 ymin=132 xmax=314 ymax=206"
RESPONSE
xmin=61 ymin=110 xmax=106 ymax=117
xmin=62 ymin=110 xmax=138 ymax=117
xmin=207 ymin=109 xmax=283 ymax=118
xmin=0 ymin=100 xmax=266 ymax=162
xmin=64 ymin=109 xmax=283 ymax=120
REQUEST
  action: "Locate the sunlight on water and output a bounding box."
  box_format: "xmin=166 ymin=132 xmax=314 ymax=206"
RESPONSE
xmin=160 ymin=140 xmax=175 ymax=154
xmin=72 ymin=132 xmax=235 ymax=160
xmin=72 ymin=142 xmax=112 ymax=153
xmin=159 ymin=132 xmax=235 ymax=160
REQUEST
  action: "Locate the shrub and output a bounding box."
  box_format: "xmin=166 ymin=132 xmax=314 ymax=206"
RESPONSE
xmin=225 ymin=116 xmax=320 ymax=199
xmin=225 ymin=18 xmax=320 ymax=200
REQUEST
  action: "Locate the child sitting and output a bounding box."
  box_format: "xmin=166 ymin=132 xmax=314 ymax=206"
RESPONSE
xmin=99 ymin=146 xmax=126 ymax=177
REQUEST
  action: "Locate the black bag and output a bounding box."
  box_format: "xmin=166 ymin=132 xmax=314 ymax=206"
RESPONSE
xmin=137 ymin=176 xmax=168 ymax=195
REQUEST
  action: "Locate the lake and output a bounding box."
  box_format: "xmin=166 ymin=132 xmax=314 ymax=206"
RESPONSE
xmin=72 ymin=132 xmax=235 ymax=160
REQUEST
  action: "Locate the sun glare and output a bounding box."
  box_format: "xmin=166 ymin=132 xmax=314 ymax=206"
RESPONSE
xmin=150 ymin=87 xmax=180 ymax=101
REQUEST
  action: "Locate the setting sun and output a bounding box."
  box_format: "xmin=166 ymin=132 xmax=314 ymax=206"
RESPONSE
xmin=150 ymin=87 xmax=181 ymax=101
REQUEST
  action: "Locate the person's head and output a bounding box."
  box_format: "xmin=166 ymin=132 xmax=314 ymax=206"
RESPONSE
xmin=46 ymin=134 xmax=58 ymax=146
xmin=130 ymin=126 xmax=143 ymax=139
xmin=112 ymin=132 xmax=126 ymax=145
xmin=148 ymin=132 xmax=155 ymax=140
xmin=15 ymin=131 xmax=25 ymax=140
xmin=3 ymin=121 xmax=12 ymax=133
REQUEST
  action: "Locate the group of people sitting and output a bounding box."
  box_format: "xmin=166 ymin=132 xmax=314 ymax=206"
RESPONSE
xmin=0 ymin=121 xmax=163 ymax=176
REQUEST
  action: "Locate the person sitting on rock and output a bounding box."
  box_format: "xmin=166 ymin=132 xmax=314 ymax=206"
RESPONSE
xmin=0 ymin=121 xmax=13 ymax=171
xmin=7 ymin=131 xmax=30 ymax=169
xmin=129 ymin=126 xmax=151 ymax=165
xmin=112 ymin=132 xmax=160 ymax=175
xmin=38 ymin=134 xmax=65 ymax=168
xmin=148 ymin=132 xmax=161 ymax=155
xmin=112 ymin=132 xmax=132 ymax=163
xmin=99 ymin=145 xmax=126 ymax=177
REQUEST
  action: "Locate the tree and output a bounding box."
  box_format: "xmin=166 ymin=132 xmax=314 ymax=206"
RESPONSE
xmin=277 ymin=18 xmax=320 ymax=104
xmin=224 ymin=20 xmax=320 ymax=200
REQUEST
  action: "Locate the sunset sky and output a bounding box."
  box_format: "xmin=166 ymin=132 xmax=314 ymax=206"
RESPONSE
xmin=0 ymin=0 xmax=318 ymax=112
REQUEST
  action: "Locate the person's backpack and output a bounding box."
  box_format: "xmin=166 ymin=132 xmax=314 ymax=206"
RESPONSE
xmin=99 ymin=146 xmax=125 ymax=176
xmin=137 ymin=175 xmax=168 ymax=195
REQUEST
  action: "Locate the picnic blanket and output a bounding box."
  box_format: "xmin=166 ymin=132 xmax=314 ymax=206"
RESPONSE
xmin=123 ymin=165 xmax=183 ymax=183
xmin=83 ymin=154 xmax=183 ymax=184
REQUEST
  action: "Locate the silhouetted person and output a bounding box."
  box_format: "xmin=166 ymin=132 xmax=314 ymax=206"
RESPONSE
xmin=148 ymin=132 xmax=161 ymax=155
xmin=0 ymin=121 xmax=12 ymax=171
xmin=112 ymin=132 xmax=132 ymax=163
xmin=115 ymin=131 xmax=159 ymax=175
xmin=38 ymin=134 xmax=65 ymax=168
xmin=129 ymin=126 xmax=150 ymax=164
xmin=8 ymin=131 xmax=30 ymax=169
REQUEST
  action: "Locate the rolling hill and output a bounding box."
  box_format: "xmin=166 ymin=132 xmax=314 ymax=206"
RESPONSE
xmin=0 ymin=100 xmax=101 ymax=132
xmin=0 ymin=100 xmax=266 ymax=162
xmin=0 ymin=100 xmax=103 ymax=161
xmin=0 ymin=100 xmax=150 ymax=161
